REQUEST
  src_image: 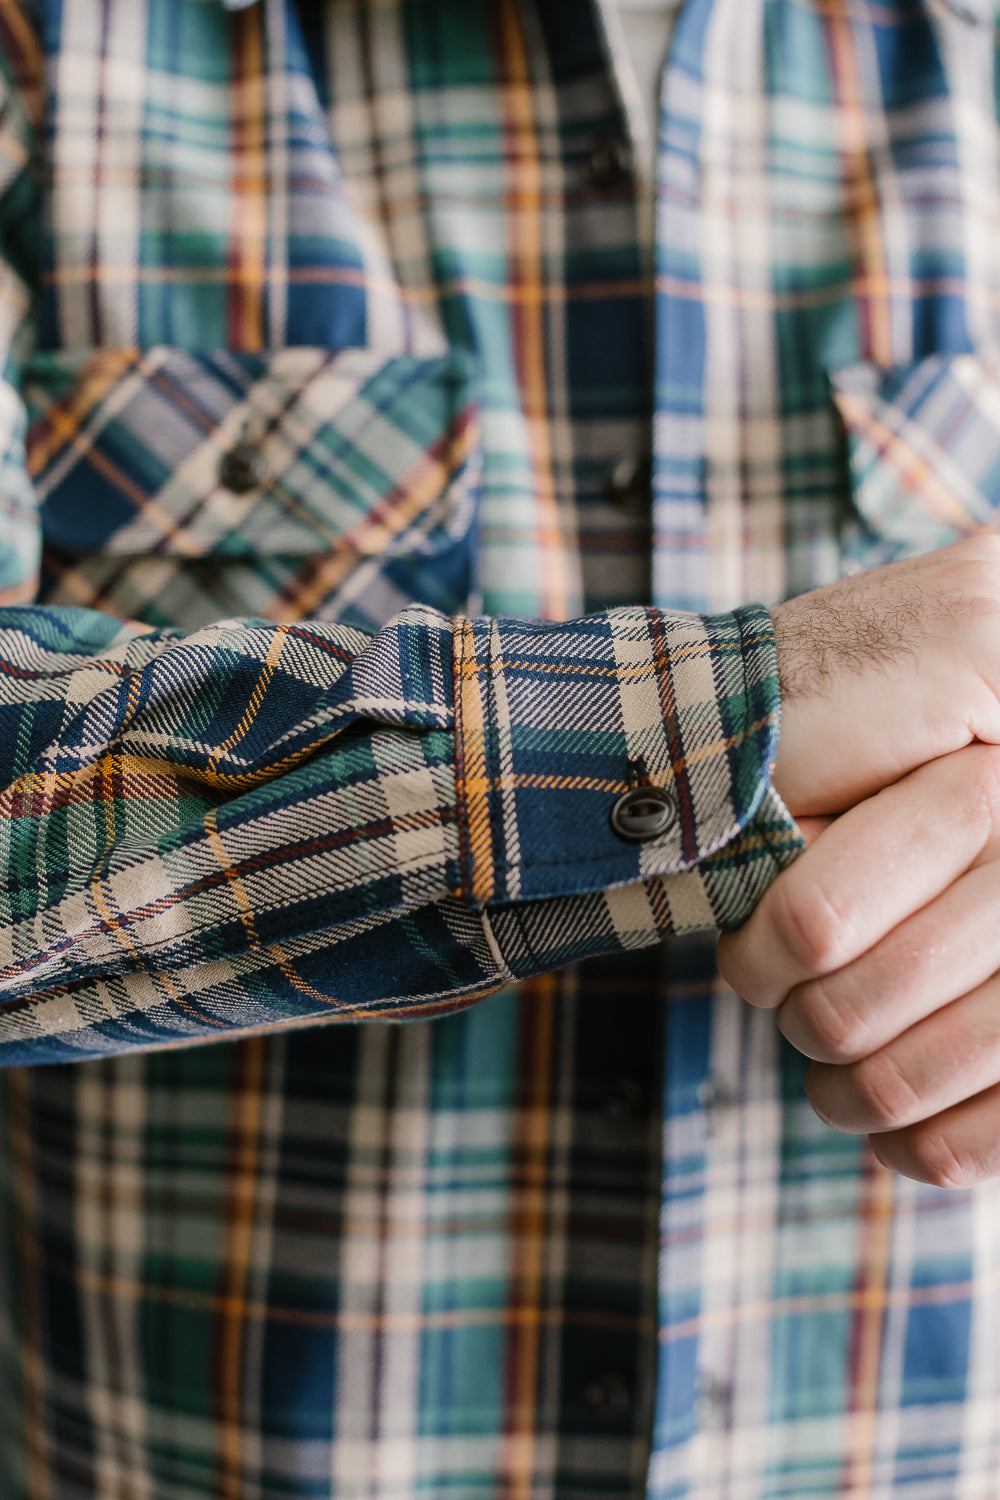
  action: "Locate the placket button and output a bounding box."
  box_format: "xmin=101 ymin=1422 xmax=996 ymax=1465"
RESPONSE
xmin=609 ymin=785 xmax=676 ymax=843
xmin=219 ymin=441 xmax=269 ymax=495
xmin=696 ymin=1371 xmax=733 ymax=1426
xmin=586 ymin=135 xmax=635 ymax=192
xmin=603 ymin=1075 xmax=650 ymax=1127
xmin=583 ymin=1370 xmax=633 ymax=1421
xmin=697 ymin=1076 xmax=735 ymax=1113
xmin=604 ymin=454 xmax=651 ymax=507
xmin=697 ymin=1075 xmax=737 ymax=1138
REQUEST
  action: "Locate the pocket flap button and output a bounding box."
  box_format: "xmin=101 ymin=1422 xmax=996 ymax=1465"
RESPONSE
xmin=219 ymin=442 xmax=269 ymax=495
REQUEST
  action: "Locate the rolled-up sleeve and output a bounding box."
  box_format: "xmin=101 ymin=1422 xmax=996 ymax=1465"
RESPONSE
xmin=0 ymin=597 xmax=802 ymax=1064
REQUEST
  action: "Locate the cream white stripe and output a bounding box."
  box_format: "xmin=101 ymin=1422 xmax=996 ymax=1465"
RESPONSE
xmin=331 ymin=1026 xmax=392 ymax=1495
xmin=870 ymin=1176 xmax=916 ymax=1500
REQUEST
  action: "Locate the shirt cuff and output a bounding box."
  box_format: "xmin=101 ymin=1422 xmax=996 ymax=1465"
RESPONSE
xmin=453 ymin=603 xmax=803 ymax=925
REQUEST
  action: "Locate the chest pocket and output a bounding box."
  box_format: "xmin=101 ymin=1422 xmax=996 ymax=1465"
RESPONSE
xmin=23 ymin=346 xmax=480 ymax=633
xmin=830 ymin=355 xmax=1000 ymax=572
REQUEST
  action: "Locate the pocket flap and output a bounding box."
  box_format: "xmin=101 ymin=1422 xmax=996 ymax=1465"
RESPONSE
xmin=830 ymin=355 xmax=1000 ymax=565
xmin=24 ymin=346 xmax=478 ymax=560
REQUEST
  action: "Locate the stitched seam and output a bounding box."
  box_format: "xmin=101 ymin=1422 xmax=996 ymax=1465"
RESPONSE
xmin=452 ymin=618 xmax=475 ymax=898
xmin=485 ymin=620 xmax=503 ymax=900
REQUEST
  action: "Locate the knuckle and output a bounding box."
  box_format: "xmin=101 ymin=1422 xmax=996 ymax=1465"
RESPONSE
xmin=851 ymin=1051 xmax=923 ymax=1131
xmin=931 ymin=542 xmax=1000 ymax=635
xmin=954 ymin=531 xmax=1000 ymax=574
xmin=769 ymin=875 xmax=853 ymax=976
xmin=946 ymin=534 xmax=1000 ymax=593
xmin=783 ymin=975 xmax=873 ymax=1063
xmin=905 ymin=1124 xmax=978 ymax=1191
xmin=953 ymin=534 xmax=1000 ymax=567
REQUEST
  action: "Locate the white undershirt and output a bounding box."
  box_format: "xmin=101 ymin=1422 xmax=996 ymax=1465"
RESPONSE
xmin=614 ymin=0 xmax=682 ymax=185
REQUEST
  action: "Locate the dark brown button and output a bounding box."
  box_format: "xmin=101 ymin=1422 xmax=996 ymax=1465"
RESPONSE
xmin=697 ymin=1075 xmax=736 ymax=1114
xmin=583 ymin=1370 xmax=633 ymax=1420
xmin=603 ymin=454 xmax=651 ymax=506
xmin=219 ymin=441 xmax=269 ymax=495
xmin=609 ymin=784 xmax=676 ymax=843
xmin=603 ymin=1075 xmax=650 ymax=1126
xmin=586 ymin=136 xmax=635 ymax=191
xmin=696 ymin=1371 xmax=733 ymax=1424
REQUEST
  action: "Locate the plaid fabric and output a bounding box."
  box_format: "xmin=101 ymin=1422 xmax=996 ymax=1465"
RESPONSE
xmin=652 ymin=3 xmax=1000 ymax=1497
xmin=26 ymin=347 xmax=483 ymax=628
xmin=0 ymin=595 xmax=787 ymax=1062
xmin=832 ymin=356 xmax=1000 ymax=569
xmin=0 ymin=0 xmax=997 ymax=1496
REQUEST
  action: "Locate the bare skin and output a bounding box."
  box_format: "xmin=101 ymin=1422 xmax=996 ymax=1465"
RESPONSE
xmin=718 ymin=535 xmax=1000 ymax=1188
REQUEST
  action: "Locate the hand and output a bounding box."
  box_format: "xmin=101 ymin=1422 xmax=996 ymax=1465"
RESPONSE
xmin=719 ymin=744 xmax=1000 ymax=1188
xmin=768 ymin=535 xmax=1000 ymax=816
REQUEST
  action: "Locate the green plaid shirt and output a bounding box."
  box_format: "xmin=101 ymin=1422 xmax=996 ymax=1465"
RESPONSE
xmin=0 ymin=0 xmax=998 ymax=1494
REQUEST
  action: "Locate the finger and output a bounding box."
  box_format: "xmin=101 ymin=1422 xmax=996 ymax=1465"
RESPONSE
xmin=794 ymin=815 xmax=833 ymax=847
xmin=803 ymin=969 xmax=1000 ymax=1135
xmin=718 ymin=745 xmax=1000 ymax=1010
xmin=778 ymin=855 xmax=1000 ymax=1063
xmin=868 ymin=1080 xmax=1000 ymax=1189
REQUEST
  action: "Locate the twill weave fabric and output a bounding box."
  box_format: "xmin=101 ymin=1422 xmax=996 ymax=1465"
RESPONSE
xmin=0 ymin=1 xmax=997 ymax=1498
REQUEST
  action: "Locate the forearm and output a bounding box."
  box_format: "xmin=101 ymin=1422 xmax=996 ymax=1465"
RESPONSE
xmin=0 ymin=598 xmax=802 ymax=1063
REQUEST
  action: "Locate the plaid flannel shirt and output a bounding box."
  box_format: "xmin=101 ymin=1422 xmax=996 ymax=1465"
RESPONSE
xmin=0 ymin=0 xmax=998 ymax=1496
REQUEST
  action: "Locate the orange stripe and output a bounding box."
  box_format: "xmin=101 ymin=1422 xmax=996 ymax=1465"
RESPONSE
xmin=40 ymin=256 xmax=983 ymax=313
xmin=207 ymin=626 xmax=288 ymax=776
xmin=839 ymin=1153 xmax=895 ymax=1496
xmin=82 ymin=775 xmax=235 ymax=1032
xmin=833 ymin=394 xmax=979 ymax=532
xmin=44 ymin=260 xmax=373 ymax=291
xmin=228 ymin=9 xmax=267 ymax=351
xmin=37 ymin=1254 xmax=660 ymax=1334
xmin=36 ymin=1240 xmax=982 ymax=1331
xmin=655 ymin=272 xmax=978 ymax=309
xmin=274 ymin=410 xmax=480 ymax=619
xmin=824 ymin=0 xmax=894 ymax=365
xmin=202 ymin=813 xmax=343 ymax=1013
xmin=26 ymin=348 xmax=140 ymax=478
xmin=0 ymin=748 xmax=315 ymax=828
xmin=496 ymin=0 xmax=572 ymax=620
xmin=454 ymin=618 xmax=496 ymax=903
xmin=658 ymin=1257 xmax=979 ymax=1343
xmin=494 ymin=633 xmax=771 ymax=676
xmin=204 ymin=807 xmax=265 ymax=952
xmin=60 ymin=689 xmax=241 ymax=1031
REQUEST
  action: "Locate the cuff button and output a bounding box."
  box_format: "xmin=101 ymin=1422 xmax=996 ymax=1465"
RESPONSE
xmin=609 ymin=785 xmax=677 ymax=843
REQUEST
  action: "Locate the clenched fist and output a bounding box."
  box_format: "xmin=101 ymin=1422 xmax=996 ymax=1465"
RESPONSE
xmin=719 ymin=535 xmax=1000 ymax=1188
